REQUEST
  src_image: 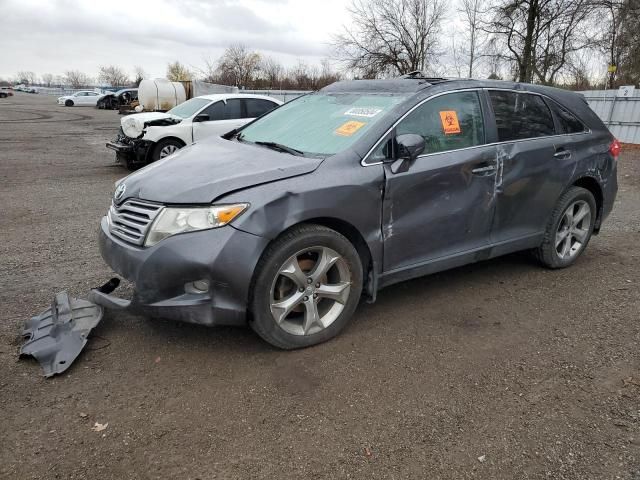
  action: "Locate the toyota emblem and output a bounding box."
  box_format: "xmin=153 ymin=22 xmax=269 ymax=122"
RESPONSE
xmin=114 ymin=183 xmax=126 ymax=202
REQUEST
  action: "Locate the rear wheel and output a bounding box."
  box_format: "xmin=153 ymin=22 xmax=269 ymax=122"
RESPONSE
xmin=250 ymin=224 xmax=363 ymax=349
xmin=65 ymin=99 xmax=73 ymax=107
xmin=535 ymin=186 xmax=596 ymax=268
xmin=152 ymin=138 xmax=184 ymax=161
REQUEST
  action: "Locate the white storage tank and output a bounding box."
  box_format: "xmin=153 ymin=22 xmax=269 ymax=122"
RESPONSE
xmin=138 ymin=79 xmax=186 ymax=111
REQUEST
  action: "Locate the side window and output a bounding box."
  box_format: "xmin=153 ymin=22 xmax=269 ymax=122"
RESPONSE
xmin=489 ymin=91 xmax=555 ymax=141
xmin=244 ymin=99 xmax=277 ymax=118
xmin=370 ymin=138 xmax=393 ymax=163
xmin=201 ymin=101 xmax=225 ymax=121
xmin=549 ymin=100 xmax=586 ymax=134
xmin=225 ymin=99 xmax=242 ymax=120
xmin=396 ymin=91 xmax=485 ymax=155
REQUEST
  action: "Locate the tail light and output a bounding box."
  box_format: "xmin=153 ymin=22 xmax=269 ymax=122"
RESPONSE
xmin=609 ymin=138 xmax=621 ymax=160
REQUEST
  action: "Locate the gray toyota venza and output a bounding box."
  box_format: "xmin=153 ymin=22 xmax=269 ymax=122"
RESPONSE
xmin=95 ymin=76 xmax=619 ymax=349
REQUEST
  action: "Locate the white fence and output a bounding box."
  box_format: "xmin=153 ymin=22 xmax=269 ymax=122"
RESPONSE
xmin=240 ymin=89 xmax=310 ymax=103
xmin=581 ymin=88 xmax=640 ymax=144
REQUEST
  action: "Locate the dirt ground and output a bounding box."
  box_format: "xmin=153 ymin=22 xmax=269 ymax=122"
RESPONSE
xmin=0 ymin=92 xmax=639 ymax=480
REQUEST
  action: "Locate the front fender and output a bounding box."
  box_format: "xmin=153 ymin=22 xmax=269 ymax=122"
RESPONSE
xmin=221 ymin=158 xmax=386 ymax=275
xmin=142 ymin=123 xmax=192 ymax=144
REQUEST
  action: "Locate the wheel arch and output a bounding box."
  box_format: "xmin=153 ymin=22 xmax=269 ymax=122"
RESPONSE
xmin=253 ymin=217 xmax=376 ymax=301
xmin=572 ymin=176 xmax=603 ymax=232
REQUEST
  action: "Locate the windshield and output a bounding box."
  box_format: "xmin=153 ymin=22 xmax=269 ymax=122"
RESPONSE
xmin=168 ymin=98 xmax=211 ymax=119
xmin=238 ymin=92 xmax=408 ymax=156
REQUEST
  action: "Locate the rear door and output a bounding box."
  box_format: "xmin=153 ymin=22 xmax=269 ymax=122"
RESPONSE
xmin=244 ymin=98 xmax=279 ymax=121
xmin=487 ymin=90 xmax=576 ymax=244
xmin=381 ymin=90 xmax=498 ymax=272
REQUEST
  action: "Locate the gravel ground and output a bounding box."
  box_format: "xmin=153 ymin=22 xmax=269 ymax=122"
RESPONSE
xmin=1 ymin=92 xmax=639 ymax=480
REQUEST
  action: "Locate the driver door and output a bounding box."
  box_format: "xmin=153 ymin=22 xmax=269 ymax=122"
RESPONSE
xmin=381 ymin=90 xmax=498 ymax=273
xmin=192 ymin=98 xmax=245 ymax=142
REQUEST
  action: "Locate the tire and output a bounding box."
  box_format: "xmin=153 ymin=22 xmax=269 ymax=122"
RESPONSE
xmin=249 ymin=224 xmax=363 ymax=349
xmin=65 ymin=99 xmax=73 ymax=107
xmin=0 ymin=93 xmax=7 ymax=98
xmin=535 ymin=186 xmax=597 ymax=268
xmin=152 ymin=138 xmax=184 ymax=161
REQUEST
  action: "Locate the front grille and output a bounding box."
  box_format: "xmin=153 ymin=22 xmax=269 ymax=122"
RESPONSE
xmin=108 ymin=199 xmax=163 ymax=246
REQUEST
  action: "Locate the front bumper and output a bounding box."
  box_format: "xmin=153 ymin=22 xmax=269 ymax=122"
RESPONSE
xmin=106 ymin=131 xmax=154 ymax=166
xmin=96 ymin=216 xmax=269 ymax=326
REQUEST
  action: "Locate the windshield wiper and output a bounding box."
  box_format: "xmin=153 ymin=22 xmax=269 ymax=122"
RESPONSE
xmin=254 ymin=141 xmax=305 ymax=156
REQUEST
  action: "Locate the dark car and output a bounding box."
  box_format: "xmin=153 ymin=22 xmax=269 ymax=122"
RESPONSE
xmin=92 ymin=76 xmax=619 ymax=349
xmin=97 ymin=88 xmax=138 ymax=110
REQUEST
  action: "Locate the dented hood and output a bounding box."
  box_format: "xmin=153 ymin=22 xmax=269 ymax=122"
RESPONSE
xmin=120 ymin=137 xmax=324 ymax=204
xmin=121 ymin=112 xmax=182 ymax=138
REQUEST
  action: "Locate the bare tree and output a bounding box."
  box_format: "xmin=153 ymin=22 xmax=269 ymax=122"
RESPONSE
xmin=98 ymin=65 xmax=130 ymax=86
xmin=596 ymin=0 xmax=640 ymax=87
xmin=64 ymin=70 xmax=91 ymax=88
xmin=133 ymin=66 xmax=147 ymax=86
xmin=166 ymin=61 xmax=192 ymax=81
xmin=288 ymin=60 xmax=319 ymax=89
xmin=485 ymin=0 xmax=595 ymax=84
xmin=261 ymin=56 xmax=284 ymax=89
xmin=217 ymin=44 xmax=261 ymax=87
xmin=41 ymin=73 xmax=54 ymax=87
xmin=333 ymin=0 xmax=447 ymax=77
xmin=16 ymin=71 xmax=37 ymax=85
xmin=459 ymin=0 xmax=488 ymax=77
xmin=318 ymin=59 xmax=342 ymax=87
xmin=198 ymin=56 xmax=218 ymax=83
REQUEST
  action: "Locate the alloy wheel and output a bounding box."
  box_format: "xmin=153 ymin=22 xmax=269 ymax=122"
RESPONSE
xmin=270 ymin=246 xmax=352 ymax=336
xmin=555 ymin=200 xmax=592 ymax=260
xmin=159 ymin=144 xmax=179 ymax=158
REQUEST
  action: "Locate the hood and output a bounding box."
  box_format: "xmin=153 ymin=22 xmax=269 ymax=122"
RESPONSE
xmin=121 ymin=112 xmax=182 ymax=138
xmin=119 ymin=136 xmax=323 ymax=204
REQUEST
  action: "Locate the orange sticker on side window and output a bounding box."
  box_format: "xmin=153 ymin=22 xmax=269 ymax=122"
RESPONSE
xmin=439 ymin=111 xmax=461 ymax=134
xmin=335 ymin=120 xmax=366 ymax=136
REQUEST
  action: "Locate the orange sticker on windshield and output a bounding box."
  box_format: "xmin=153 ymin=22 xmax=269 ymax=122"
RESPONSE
xmin=335 ymin=120 xmax=366 ymax=136
xmin=439 ymin=111 xmax=461 ymax=134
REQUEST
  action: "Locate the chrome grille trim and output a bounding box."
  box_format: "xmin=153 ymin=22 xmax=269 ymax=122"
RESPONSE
xmin=108 ymin=199 xmax=163 ymax=246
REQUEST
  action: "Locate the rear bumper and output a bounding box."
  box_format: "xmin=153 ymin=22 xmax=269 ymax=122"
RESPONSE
xmin=97 ymin=216 xmax=269 ymax=326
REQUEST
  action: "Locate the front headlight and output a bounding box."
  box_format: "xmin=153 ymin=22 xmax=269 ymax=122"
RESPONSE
xmin=144 ymin=203 xmax=249 ymax=247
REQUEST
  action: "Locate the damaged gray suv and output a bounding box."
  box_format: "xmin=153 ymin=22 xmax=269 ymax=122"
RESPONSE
xmin=94 ymin=76 xmax=619 ymax=349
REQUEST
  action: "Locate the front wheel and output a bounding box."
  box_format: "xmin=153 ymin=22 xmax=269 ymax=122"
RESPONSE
xmin=250 ymin=224 xmax=363 ymax=349
xmin=65 ymin=99 xmax=73 ymax=107
xmin=152 ymin=138 xmax=183 ymax=161
xmin=535 ymin=186 xmax=597 ymax=268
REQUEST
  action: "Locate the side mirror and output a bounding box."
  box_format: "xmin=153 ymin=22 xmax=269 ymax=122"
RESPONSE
xmin=193 ymin=113 xmax=210 ymax=123
xmin=389 ymin=134 xmax=425 ymax=174
xmin=396 ymin=134 xmax=425 ymax=160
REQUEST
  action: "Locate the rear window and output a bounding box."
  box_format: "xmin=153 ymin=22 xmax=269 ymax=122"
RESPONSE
xmin=489 ymin=91 xmax=555 ymax=141
xmin=245 ymin=99 xmax=278 ymax=118
xmin=549 ymin=100 xmax=586 ymax=134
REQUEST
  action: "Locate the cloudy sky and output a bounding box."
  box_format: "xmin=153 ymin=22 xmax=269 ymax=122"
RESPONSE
xmin=0 ymin=0 xmax=352 ymax=80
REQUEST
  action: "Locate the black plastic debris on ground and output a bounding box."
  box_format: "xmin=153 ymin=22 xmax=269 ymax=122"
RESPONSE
xmin=20 ymin=292 xmax=104 ymax=377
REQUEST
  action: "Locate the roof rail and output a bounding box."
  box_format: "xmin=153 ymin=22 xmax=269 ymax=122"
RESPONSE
xmin=399 ymin=71 xmax=449 ymax=83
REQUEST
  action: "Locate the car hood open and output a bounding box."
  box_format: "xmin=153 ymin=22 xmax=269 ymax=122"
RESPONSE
xmin=119 ymin=137 xmax=324 ymax=204
xmin=121 ymin=112 xmax=182 ymax=138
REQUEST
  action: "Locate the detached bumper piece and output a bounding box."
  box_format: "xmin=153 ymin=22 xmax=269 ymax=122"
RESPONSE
xmin=106 ymin=129 xmax=153 ymax=168
xmin=20 ymin=292 xmax=104 ymax=377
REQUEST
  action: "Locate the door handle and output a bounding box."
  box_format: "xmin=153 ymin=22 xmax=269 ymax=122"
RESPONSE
xmin=471 ymin=163 xmax=497 ymax=175
xmin=554 ymin=148 xmax=572 ymax=160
